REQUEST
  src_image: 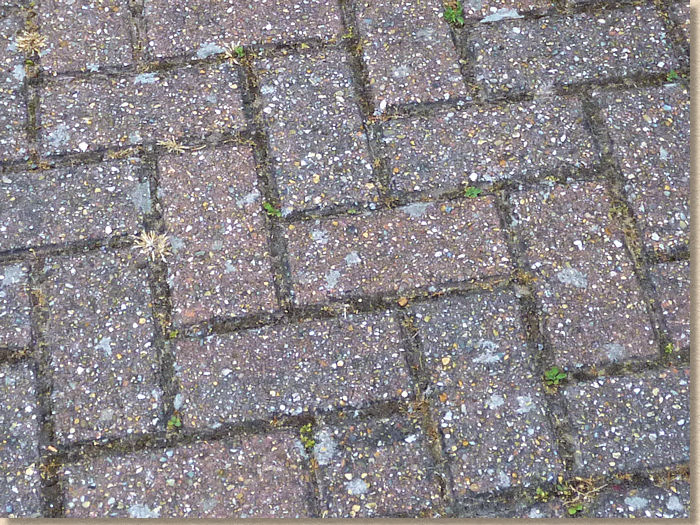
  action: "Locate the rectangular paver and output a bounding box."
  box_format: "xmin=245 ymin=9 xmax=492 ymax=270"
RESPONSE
xmin=509 ymin=182 xmax=656 ymax=369
xmin=313 ymin=415 xmax=442 ymax=517
xmin=465 ymin=1 xmax=555 ymax=20
xmin=596 ymin=84 xmax=690 ymax=256
xmin=0 ymin=363 xmax=42 ymax=518
xmin=39 ymin=63 xmax=245 ymax=155
xmin=470 ymin=5 xmax=678 ymax=98
xmin=1 ymin=158 xmax=149 ymax=252
xmin=411 ymin=291 xmax=562 ymax=496
xmin=158 ymin=146 xmax=276 ymax=326
xmin=143 ymin=0 xmax=341 ymax=59
xmin=257 ymin=49 xmax=377 ymax=215
xmin=649 ymin=261 xmax=690 ymax=351
xmin=355 ymin=0 xmax=466 ymax=107
xmin=380 ymin=96 xmax=597 ymax=197
xmin=62 ymin=431 xmax=310 ymax=518
xmin=564 ymin=368 xmax=690 ymax=476
xmin=38 ymin=0 xmax=134 ymax=74
xmin=589 ymin=481 xmax=689 ymax=518
xmin=285 ymin=198 xmax=511 ymax=305
xmin=1 ymin=14 xmax=26 ymax=89
xmin=0 ymin=89 xmax=28 ymax=163
xmin=0 ymin=263 xmax=31 ymax=348
xmin=41 ymin=249 xmax=162 ymax=444
xmin=173 ymin=311 xmax=411 ymax=428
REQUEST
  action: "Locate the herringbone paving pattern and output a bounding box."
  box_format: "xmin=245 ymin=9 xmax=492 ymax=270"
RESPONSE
xmin=0 ymin=0 xmax=690 ymax=518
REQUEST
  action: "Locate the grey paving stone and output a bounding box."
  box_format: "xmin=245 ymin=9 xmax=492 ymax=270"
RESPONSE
xmin=470 ymin=5 xmax=678 ymax=98
xmin=285 ymin=198 xmax=511 ymax=305
xmin=257 ymin=49 xmax=377 ymax=215
xmin=589 ymin=481 xmax=690 ymax=518
xmin=61 ymin=431 xmax=311 ymax=518
xmin=158 ymin=146 xmax=276 ymax=326
xmin=355 ymin=0 xmax=466 ymax=107
xmin=596 ymin=84 xmax=690 ymax=256
xmin=668 ymin=1 xmax=690 ymax=62
xmin=463 ymin=0 xmax=555 ymax=20
xmin=38 ymin=0 xmax=134 ymax=74
xmin=174 ymin=311 xmax=411 ymax=428
xmin=649 ymin=260 xmax=690 ymax=351
xmin=1 ymin=158 xmax=149 ymax=252
xmin=39 ymin=63 xmax=245 ymax=155
xmin=0 ymin=88 xmax=28 ymax=163
xmin=313 ymin=415 xmax=442 ymax=517
xmin=0 ymin=263 xmax=31 ymax=348
xmin=411 ymin=291 xmax=562 ymax=496
xmin=564 ymin=367 xmax=690 ymax=476
xmin=41 ymin=249 xmax=162 ymax=444
xmin=509 ymin=181 xmax=656 ymax=369
xmin=0 ymin=363 xmax=42 ymax=518
xmin=143 ymin=0 xmax=342 ymax=59
xmin=380 ymin=96 xmax=597 ymax=197
xmin=1 ymin=14 xmax=26 ymax=89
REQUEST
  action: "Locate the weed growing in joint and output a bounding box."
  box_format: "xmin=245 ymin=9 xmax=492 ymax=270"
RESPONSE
xmin=443 ymin=1 xmax=465 ymax=26
xmin=544 ymin=366 xmax=567 ymax=386
xmin=223 ymin=43 xmax=245 ymax=62
xmin=666 ymin=69 xmax=680 ymax=82
xmin=133 ymin=231 xmax=172 ymax=262
xmin=300 ymin=423 xmax=315 ymax=452
xmin=167 ymin=414 xmax=182 ymax=430
xmin=157 ymin=136 xmax=189 ymax=154
xmin=16 ymin=30 xmax=46 ymax=55
xmin=464 ymin=186 xmax=482 ymax=198
xmin=263 ymin=202 xmax=282 ymax=218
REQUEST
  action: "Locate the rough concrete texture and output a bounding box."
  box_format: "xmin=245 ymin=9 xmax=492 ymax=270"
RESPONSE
xmin=0 ymin=262 xmax=32 ymax=347
xmin=596 ymin=83 xmax=690 ymax=256
xmin=38 ymin=0 xmax=134 ymax=74
xmin=41 ymin=249 xmax=162 ymax=444
xmin=380 ymin=96 xmax=597 ymax=196
xmin=355 ymin=0 xmax=466 ymax=107
xmin=174 ymin=311 xmax=412 ymax=428
xmin=470 ymin=4 xmax=677 ymax=98
xmin=564 ymin=368 xmax=689 ymax=476
xmin=61 ymin=431 xmax=311 ymax=518
xmin=0 ymin=363 xmax=42 ymax=518
xmin=509 ymin=182 xmax=657 ymax=369
xmin=313 ymin=415 xmax=442 ymax=517
xmin=411 ymin=292 xmax=562 ymax=497
xmin=39 ymin=63 xmax=245 ymax=155
xmin=143 ymin=0 xmax=341 ymax=59
xmin=649 ymin=260 xmax=690 ymax=351
xmin=1 ymin=158 xmax=149 ymax=252
xmin=158 ymin=146 xmax=277 ymax=326
xmin=285 ymin=198 xmax=511 ymax=305
xmin=0 ymin=0 xmax=690 ymax=517
xmin=257 ymin=49 xmax=377 ymax=214
xmin=588 ymin=479 xmax=689 ymax=518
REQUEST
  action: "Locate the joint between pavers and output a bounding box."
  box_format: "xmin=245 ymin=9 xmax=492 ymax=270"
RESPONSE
xmin=492 ymin=190 xmax=578 ymax=476
xmin=234 ymin=50 xmax=295 ymax=313
xmin=25 ymin=256 xmax=64 ymax=517
xmin=336 ymin=0 xmax=395 ymax=206
xmin=578 ymin=89 xmax=674 ymax=364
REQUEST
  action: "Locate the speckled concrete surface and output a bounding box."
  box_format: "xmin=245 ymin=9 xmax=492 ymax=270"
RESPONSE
xmin=173 ymin=311 xmax=412 ymax=428
xmin=509 ymin=182 xmax=657 ymax=369
xmin=0 ymin=363 xmax=42 ymax=518
xmin=257 ymin=48 xmax=377 ymax=214
xmin=596 ymin=83 xmax=690 ymax=256
xmin=1 ymin=158 xmax=149 ymax=252
xmin=0 ymin=0 xmax=690 ymax=518
xmin=470 ymin=4 xmax=677 ymax=98
xmin=411 ymin=292 xmax=562 ymax=497
xmin=158 ymin=145 xmax=276 ymax=326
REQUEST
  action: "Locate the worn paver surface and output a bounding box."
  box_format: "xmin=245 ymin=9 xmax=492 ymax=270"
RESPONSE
xmin=0 ymin=0 xmax=690 ymax=518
